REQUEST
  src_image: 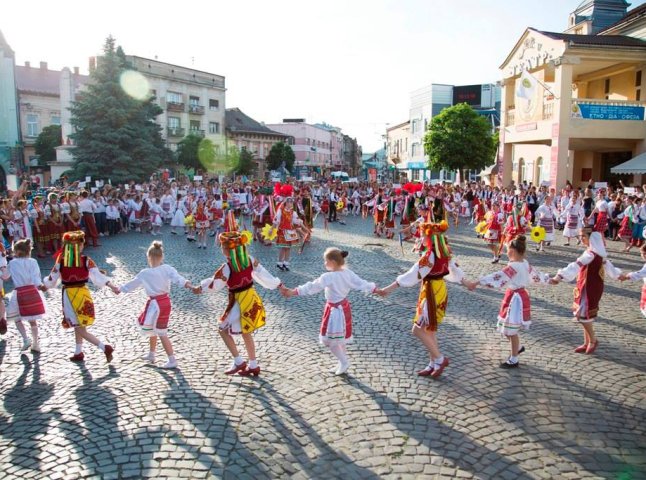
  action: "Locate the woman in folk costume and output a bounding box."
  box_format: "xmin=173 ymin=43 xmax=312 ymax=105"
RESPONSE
xmin=44 ymin=231 xmax=119 ymax=362
xmin=619 ymin=243 xmax=646 ymax=317
xmin=463 ymin=235 xmax=550 ymax=368
xmin=377 ymin=219 xmax=465 ymax=378
xmin=551 ymin=228 xmax=622 ymax=354
xmin=45 ymin=192 xmax=65 ymax=254
xmin=13 ymin=199 xmax=32 ymax=241
xmin=618 ymin=196 xmax=638 ymax=252
xmin=383 ymin=194 xmax=397 ymax=240
xmin=31 ymin=196 xmax=49 ymax=258
xmin=79 ymin=190 xmax=100 ymax=246
xmin=194 ymin=199 xmax=210 ymax=249
xmin=5 ymin=239 xmax=46 ymax=352
xmin=117 ymin=241 xmax=195 ymax=369
xmin=273 ymin=185 xmax=303 ymax=272
xmin=251 ymin=189 xmax=271 ymax=243
xmin=170 ymin=193 xmax=187 ymax=235
xmin=588 ymin=189 xmax=609 ymax=234
xmin=281 ymin=248 xmax=377 ymax=375
xmin=562 ymin=189 xmax=584 ymax=246
xmin=502 ymin=203 xmax=528 ymax=247
xmin=372 ymin=189 xmax=386 ymax=236
xmin=196 ymin=230 xmax=283 ymax=377
xmin=64 ymin=192 xmax=82 ymax=232
xmin=484 ymin=203 xmax=504 ymax=263
xmin=534 ymin=195 xmax=557 ymax=252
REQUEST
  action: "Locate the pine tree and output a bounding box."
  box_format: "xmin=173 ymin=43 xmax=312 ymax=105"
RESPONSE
xmin=34 ymin=125 xmax=61 ymax=166
xmin=69 ymin=36 xmax=171 ymax=183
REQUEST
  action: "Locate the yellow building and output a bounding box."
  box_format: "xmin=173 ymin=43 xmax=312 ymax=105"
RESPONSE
xmin=498 ymin=1 xmax=646 ymax=189
xmin=385 ymin=120 xmax=410 ymax=179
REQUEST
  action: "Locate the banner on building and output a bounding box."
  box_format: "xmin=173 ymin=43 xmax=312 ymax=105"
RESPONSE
xmin=571 ymin=102 xmax=645 ymax=121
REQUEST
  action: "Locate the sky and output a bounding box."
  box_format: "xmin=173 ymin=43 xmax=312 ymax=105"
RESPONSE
xmin=3 ymin=0 xmax=646 ymax=152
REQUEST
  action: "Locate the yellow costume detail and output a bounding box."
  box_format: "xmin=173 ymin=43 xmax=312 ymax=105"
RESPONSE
xmin=63 ymin=285 xmax=95 ymax=327
xmin=222 ymin=286 xmax=266 ymax=334
xmin=413 ymin=278 xmax=448 ymax=331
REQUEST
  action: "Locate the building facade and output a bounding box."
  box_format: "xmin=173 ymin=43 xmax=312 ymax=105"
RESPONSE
xmin=125 ymin=56 xmax=226 ymax=154
xmin=386 ymin=120 xmax=410 ymax=179
xmin=0 ymin=30 xmax=20 ymax=190
xmin=225 ymin=108 xmax=290 ymax=179
xmin=497 ymin=0 xmax=646 ymax=189
xmin=267 ymin=120 xmax=333 ymax=178
xmin=342 ymin=134 xmax=362 ymax=177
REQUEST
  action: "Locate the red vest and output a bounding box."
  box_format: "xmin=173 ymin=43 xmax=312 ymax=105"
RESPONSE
xmin=60 ymin=256 xmax=90 ymax=285
xmin=227 ymin=263 xmax=254 ymax=292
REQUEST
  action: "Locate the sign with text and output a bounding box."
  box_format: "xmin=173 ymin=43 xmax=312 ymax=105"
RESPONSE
xmin=453 ymin=85 xmax=482 ymax=107
xmin=572 ymin=103 xmax=645 ymax=121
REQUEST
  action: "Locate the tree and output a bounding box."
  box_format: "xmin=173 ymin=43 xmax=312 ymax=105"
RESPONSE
xmin=176 ymin=133 xmax=202 ymax=170
xmin=230 ymin=148 xmax=254 ymax=176
xmin=69 ymin=36 xmax=171 ymax=183
xmin=266 ymin=142 xmax=295 ymax=173
xmin=34 ymin=125 xmax=62 ymax=166
xmin=423 ymin=103 xmax=496 ymax=174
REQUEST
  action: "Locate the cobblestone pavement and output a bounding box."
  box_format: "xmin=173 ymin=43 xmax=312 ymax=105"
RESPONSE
xmin=0 ymin=216 xmax=645 ymax=480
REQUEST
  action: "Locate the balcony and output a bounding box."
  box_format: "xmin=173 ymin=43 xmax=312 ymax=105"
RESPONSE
xmin=167 ymin=127 xmax=185 ymax=137
xmin=189 ymin=129 xmax=205 ymax=138
xmin=188 ymin=104 xmax=205 ymax=115
xmin=167 ymin=102 xmax=185 ymax=113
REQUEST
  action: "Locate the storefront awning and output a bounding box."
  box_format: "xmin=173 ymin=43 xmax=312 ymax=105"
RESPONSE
xmin=611 ymin=152 xmax=646 ymax=175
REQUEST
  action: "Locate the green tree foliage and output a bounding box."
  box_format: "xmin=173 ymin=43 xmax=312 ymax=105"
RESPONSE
xmin=177 ymin=133 xmax=202 ymax=170
xmin=266 ymin=142 xmax=295 ymax=173
xmin=229 ymin=147 xmax=254 ymax=176
xmin=423 ymin=103 xmax=496 ymax=173
xmin=34 ymin=125 xmax=62 ymax=166
xmin=69 ymin=36 xmax=171 ymax=183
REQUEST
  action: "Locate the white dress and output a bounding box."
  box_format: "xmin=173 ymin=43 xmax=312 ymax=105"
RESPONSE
xmin=171 ymin=200 xmax=186 ymax=227
xmin=535 ymin=204 xmax=557 ymax=242
xmin=6 ymin=258 xmax=46 ymax=322
xmin=562 ymin=200 xmax=583 ymax=238
xmin=627 ymin=264 xmax=646 ymax=317
xmin=478 ymin=260 xmax=548 ymax=335
xmin=296 ymin=269 xmax=376 ymax=346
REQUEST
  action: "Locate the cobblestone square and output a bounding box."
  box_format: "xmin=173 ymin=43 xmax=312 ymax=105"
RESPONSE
xmin=1 ymin=217 xmax=644 ymax=479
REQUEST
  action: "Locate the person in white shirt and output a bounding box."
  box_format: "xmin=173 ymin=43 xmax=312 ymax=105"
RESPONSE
xmin=117 ymin=241 xmax=195 ymax=369
xmin=79 ymin=191 xmax=100 ymax=247
xmin=281 ymin=248 xmax=376 ymax=375
xmin=106 ymin=199 xmax=121 ymax=236
xmin=534 ymin=196 xmax=557 ymax=252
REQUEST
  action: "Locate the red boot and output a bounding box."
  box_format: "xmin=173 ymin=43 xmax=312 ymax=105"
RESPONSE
xmin=70 ymin=352 xmax=85 ymax=362
xmin=224 ymin=362 xmax=247 ymax=375
xmin=430 ymin=357 xmax=450 ymax=378
xmin=104 ymin=345 xmax=114 ymax=363
xmin=238 ymin=366 xmax=260 ymax=377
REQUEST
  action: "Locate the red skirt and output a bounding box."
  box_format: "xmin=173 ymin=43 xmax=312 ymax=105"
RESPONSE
xmin=138 ymin=293 xmax=172 ymax=334
xmin=320 ymin=299 xmax=353 ymax=341
xmin=16 ymin=285 xmax=46 ymax=317
xmin=47 ymin=220 xmax=65 ymax=241
xmin=83 ymin=213 xmax=99 ymax=238
xmin=594 ymin=212 xmax=608 ymax=233
xmin=641 ymin=285 xmax=646 ymax=315
xmin=33 ymin=223 xmax=48 ymax=243
xmin=499 ymin=288 xmax=530 ymax=321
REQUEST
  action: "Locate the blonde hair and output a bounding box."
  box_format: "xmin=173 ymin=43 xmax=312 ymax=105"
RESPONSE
xmin=13 ymin=238 xmax=32 ymax=257
xmin=324 ymin=247 xmax=348 ymax=267
xmin=147 ymin=240 xmax=164 ymax=259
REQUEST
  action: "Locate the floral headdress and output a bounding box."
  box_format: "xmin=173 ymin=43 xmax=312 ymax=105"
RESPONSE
xmin=219 ymin=231 xmax=252 ymax=272
xmin=420 ymin=219 xmax=451 ymax=259
xmin=61 ymin=230 xmax=85 ymax=267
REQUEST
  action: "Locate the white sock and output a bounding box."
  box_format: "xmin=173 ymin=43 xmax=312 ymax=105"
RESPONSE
xmin=30 ymin=325 xmax=38 ymax=340
xmin=329 ymin=344 xmax=349 ymax=365
xmin=249 ymin=359 xmax=258 ymax=369
xmin=167 ymin=355 xmax=176 ymax=362
xmin=234 ymin=356 xmax=244 ymax=365
xmin=433 ymin=355 xmax=445 ymax=368
xmin=97 ymin=342 xmax=105 ymax=352
xmin=75 ymin=344 xmax=83 ymax=354
xmin=509 ymin=355 xmax=518 ymax=363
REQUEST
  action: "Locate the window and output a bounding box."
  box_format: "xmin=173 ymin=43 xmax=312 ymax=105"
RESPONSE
xmin=636 ymin=70 xmax=642 ymax=87
xmin=190 ymin=120 xmax=201 ymax=132
xmin=411 ymin=143 xmax=419 ymax=157
xmin=209 ymin=99 xmax=219 ymax=110
xmin=50 ymin=115 xmax=61 ymax=125
xmin=168 ymin=117 xmax=180 ymax=128
xmin=189 ymin=96 xmax=200 ymax=106
xmin=604 ymin=79 xmax=610 ymax=94
xmin=167 ymin=91 xmax=182 ymax=103
xmin=411 ymin=169 xmax=420 ymax=181
xmin=26 ymin=114 xmax=39 ymax=137
xmin=208 ymin=122 xmax=220 ymax=134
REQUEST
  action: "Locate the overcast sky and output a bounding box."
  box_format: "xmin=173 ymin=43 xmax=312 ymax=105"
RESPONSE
xmin=4 ymin=0 xmax=645 ymax=152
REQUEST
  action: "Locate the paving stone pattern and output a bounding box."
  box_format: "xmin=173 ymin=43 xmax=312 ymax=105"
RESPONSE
xmin=0 ymin=217 xmax=644 ymax=479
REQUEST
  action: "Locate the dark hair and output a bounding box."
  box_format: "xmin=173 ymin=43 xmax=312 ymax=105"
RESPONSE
xmin=509 ymin=235 xmax=527 ymax=255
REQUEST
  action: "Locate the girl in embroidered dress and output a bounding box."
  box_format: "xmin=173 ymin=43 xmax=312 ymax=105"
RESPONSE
xmin=534 ymin=195 xmax=557 ymax=252
xmin=46 ymin=192 xmax=65 ymax=253
xmin=502 ymin=203 xmax=527 ymax=248
xmin=44 ymin=231 xmax=119 ymax=362
xmin=273 ymin=188 xmax=302 ymax=272
xmin=281 ymin=248 xmax=376 ymax=375
xmin=31 ymin=196 xmax=48 ymax=258
xmin=13 ymin=199 xmax=32 ymax=241
xmin=463 ymin=235 xmax=549 ymax=368
xmin=196 ymin=230 xmax=282 ymax=377
xmin=619 ymin=243 xmax=646 ymax=317
xmin=377 ymin=220 xmax=465 ymax=378
xmin=562 ymin=190 xmax=584 ymax=246
xmin=5 ymin=239 xmax=46 ymax=351
xmin=483 ymin=203 xmax=504 ymax=263
xmin=551 ymin=228 xmax=622 ymax=354
xmin=617 ymin=196 xmax=637 ymax=252
xmin=117 ymin=241 xmax=194 ymax=369
xmin=194 ymin=200 xmax=210 ymax=249
xmin=170 ymin=193 xmax=186 ymax=235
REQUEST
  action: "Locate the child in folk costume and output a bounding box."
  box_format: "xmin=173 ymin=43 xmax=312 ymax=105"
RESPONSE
xmin=251 ymin=192 xmax=271 ymax=244
xmin=502 ymin=203 xmax=528 ymax=248
xmin=383 ymin=195 xmax=397 ymax=240
xmin=31 ymin=196 xmax=48 ymax=258
xmin=273 ymin=188 xmax=303 ymax=272
xmin=5 ymin=239 xmax=47 ymax=351
xmin=281 ymin=248 xmax=377 ymax=375
xmin=562 ymin=190 xmax=584 ymax=246
xmin=588 ymin=189 xmax=609 ymax=233
xmin=194 ymin=200 xmax=210 ymax=249
xmin=149 ymin=198 xmax=164 ymax=236
xmin=117 ymin=241 xmax=195 ymax=369
xmin=619 ymin=243 xmax=646 ymax=317
xmin=463 ymin=235 xmax=550 ymax=368
xmin=377 ymin=220 xmax=465 ymax=378
xmin=170 ymin=193 xmax=187 ymax=235
xmin=618 ymin=196 xmax=637 ymax=252
xmin=13 ymin=199 xmax=32 ymax=241
xmin=551 ymin=228 xmax=622 ymax=354
xmin=471 ymin=197 xmax=486 ymax=226
xmin=483 ymin=203 xmax=504 ymax=263
xmin=534 ymin=196 xmax=557 ymax=252
xmin=46 ymin=193 xmax=65 ymax=252
xmin=196 ymin=230 xmax=283 ymax=377
xmin=44 ymin=231 xmax=119 ymax=362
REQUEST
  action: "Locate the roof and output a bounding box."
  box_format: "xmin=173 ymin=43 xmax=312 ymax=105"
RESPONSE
xmin=610 ymin=152 xmax=646 ymax=174
xmin=600 ymin=3 xmax=646 ymax=33
xmin=15 ymin=65 xmax=89 ymax=96
xmin=225 ymin=108 xmax=287 ymax=136
xmin=533 ymin=28 xmax=646 ymax=48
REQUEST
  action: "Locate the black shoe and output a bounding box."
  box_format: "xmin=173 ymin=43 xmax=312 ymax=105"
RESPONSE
xmin=171 ymin=231 xmax=177 ymax=235
xmin=491 ymin=257 xmax=499 ymax=264
xmin=283 ymin=265 xmax=290 ymax=271
xmin=518 ymin=346 xmax=525 ymax=355
xmin=500 ymin=360 xmax=519 ymax=369
xmin=276 ymin=264 xmax=285 ymax=271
